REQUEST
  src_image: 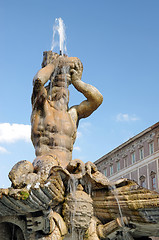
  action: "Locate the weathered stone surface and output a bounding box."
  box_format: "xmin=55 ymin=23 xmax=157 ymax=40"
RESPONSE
xmin=31 ymin=52 xmax=103 ymax=170
xmin=52 ymin=212 xmax=67 ymax=236
xmin=63 ymin=184 xmax=93 ymax=234
xmin=1 ymin=162 xmax=159 ymax=239
xmin=92 ymin=181 xmax=159 ymax=223
xmin=1 ymin=52 xmax=159 ymax=240
xmin=0 ymin=223 xmax=12 ymax=239
xmin=33 ymin=155 xmax=59 ymax=182
xmin=9 ymin=160 xmax=37 ymax=188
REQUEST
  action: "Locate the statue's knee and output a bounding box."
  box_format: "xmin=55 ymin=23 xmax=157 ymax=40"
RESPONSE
xmin=32 ymin=155 xmax=59 ymax=181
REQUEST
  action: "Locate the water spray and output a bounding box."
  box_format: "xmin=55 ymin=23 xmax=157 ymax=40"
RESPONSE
xmin=51 ymin=17 xmax=67 ymax=56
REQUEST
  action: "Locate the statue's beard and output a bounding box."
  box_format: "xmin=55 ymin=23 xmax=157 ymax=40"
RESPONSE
xmin=49 ymin=87 xmax=69 ymax=104
xmin=53 ymin=92 xmax=68 ymax=102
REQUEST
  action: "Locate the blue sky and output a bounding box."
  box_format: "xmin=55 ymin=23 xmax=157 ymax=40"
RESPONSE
xmin=1 ymin=0 xmax=159 ymax=187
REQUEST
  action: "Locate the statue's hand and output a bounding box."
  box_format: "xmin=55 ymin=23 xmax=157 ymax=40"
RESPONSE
xmin=70 ymin=60 xmax=83 ymax=83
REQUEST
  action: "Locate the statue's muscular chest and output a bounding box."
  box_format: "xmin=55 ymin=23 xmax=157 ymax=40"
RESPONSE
xmin=35 ymin=106 xmax=76 ymax=137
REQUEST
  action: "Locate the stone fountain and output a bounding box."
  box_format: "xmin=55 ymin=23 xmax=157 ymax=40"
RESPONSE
xmin=0 ymin=51 xmax=159 ymax=240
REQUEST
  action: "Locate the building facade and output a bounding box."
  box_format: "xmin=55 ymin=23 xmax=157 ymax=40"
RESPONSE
xmin=95 ymin=122 xmax=159 ymax=192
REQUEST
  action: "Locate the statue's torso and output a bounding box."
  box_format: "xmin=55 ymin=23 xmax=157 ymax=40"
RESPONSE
xmin=31 ymin=100 xmax=77 ymax=167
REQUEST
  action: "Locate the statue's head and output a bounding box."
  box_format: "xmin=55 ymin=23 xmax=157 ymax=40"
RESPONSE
xmin=42 ymin=52 xmax=83 ymax=105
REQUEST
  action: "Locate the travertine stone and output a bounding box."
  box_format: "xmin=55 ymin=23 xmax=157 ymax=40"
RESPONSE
xmin=31 ymin=53 xmax=103 ymax=169
xmin=9 ymin=160 xmax=38 ymax=188
xmin=63 ymin=184 xmax=93 ymax=235
xmin=1 ymin=52 xmax=159 ymax=239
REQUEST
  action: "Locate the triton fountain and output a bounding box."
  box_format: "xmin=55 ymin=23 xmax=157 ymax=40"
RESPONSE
xmin=0 ymin=19 xmax=159 ymax=240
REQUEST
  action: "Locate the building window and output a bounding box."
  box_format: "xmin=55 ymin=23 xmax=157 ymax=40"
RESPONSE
xmin=152 ymin=177 xmax=156 ymax=190
xmin=124 ymin=158 xmax=128 ymax=168
xmin=131 ymin=152 xmax=136 ymax=164
xmin=110 ymin=164 xmax=113 ymax=175
xmin=140 ymin=175 xmax=146 ymax=188
xmin=117 ymin=161 xmax=120 ymax=172
xmin=149 ymin=142 xmax=154 ymax=155
xmin=103 ymin=168 xmax=107 ymax=177
xmin=150 ymin=171 xmax=156 ymax=190
xmin=139 ymin=148 xmax=144 ymax=160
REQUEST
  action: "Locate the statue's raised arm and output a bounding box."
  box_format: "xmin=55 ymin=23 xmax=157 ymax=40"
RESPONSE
xmin=70 ymin=60 xmax=103 ymax=119
xmin=31 ymin=52 xmax=59 ymax=105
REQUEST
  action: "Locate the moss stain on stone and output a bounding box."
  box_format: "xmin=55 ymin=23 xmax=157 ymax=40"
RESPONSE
xmin=20 ymin=191 xmax=29 ymax=200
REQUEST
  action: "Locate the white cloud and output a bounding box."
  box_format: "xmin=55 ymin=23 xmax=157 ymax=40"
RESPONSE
xmin=77 ymin=131 xmax=82 ymax=139
xmin=0 ymin=123 xmax=31 ymax=143
xmin=116 ymin=113 xmax=139 ymax=122
xmin=74 ymin=146 xmax=81 ymax=151
xmin=80 ymin=122 xmax=91 ymax=129
xmin=0 ymin=146 xmax=8 ymax=154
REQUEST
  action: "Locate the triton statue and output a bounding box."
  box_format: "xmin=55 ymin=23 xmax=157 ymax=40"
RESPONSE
xmin=31 ymin=51 xmax=103 ymax=177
